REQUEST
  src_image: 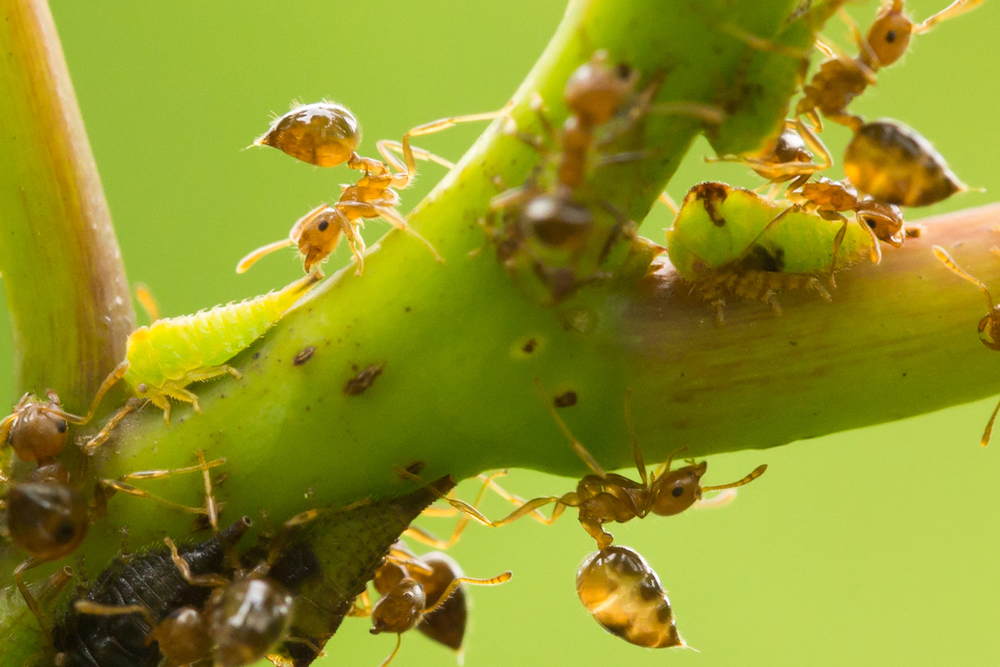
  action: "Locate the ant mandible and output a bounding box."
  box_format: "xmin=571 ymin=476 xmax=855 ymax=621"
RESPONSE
xmin=240 ymin=102 xmax=507 ymax=276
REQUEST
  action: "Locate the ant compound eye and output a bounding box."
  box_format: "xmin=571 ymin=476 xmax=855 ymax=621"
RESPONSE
xmin=885 ymin=29 xmax=896 ymax=43
xmin=671 ymin=486 xmax=684 ymax=498
xmin=614 ymin=63 xmax=633 ymax=80
xmin=57 ymin=420 xmax=68 ymax=433
xmin=318 ymin=220 xmax=329 ymax=232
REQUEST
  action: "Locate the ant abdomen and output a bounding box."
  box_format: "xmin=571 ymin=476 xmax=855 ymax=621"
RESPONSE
xmin=576 ymin=545 xmax=684 ymax=649
xmin=255 ymin=102 xmax=362 ymax=168
xmin=844 ymin=119 xmax=968 ymax=207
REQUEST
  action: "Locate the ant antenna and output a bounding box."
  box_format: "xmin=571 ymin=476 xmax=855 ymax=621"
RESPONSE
xmin=933 ymin=246 xmax=997 ymax=316
xmin=700 ymin=464 xmax=767 ymax=493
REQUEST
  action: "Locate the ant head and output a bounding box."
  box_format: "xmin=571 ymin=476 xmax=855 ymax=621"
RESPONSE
xmin=6 ymin=482 xmax=88 ymax=561
xmin=255 ymin=102 xmax=362 ymax=168
xmin=211 ymin=578 xmax=295 ymax=667
xmin=650 ymin=461 xmax=707 ymax=516
xmin=371 ymin=578 xmax=426 ymax=635
xmin=860 ymin=202 xmax=905 ymax=245
xmin=8 ymin=400 xmax=69 ymax=464
xmin=564 ymin=51 xmax=638 ymax=126
xmin=977 ymin=312 xmax=1000 ymax=351
xmin=295 ymin=206 xmax=348 ymax=272
xmin=866 ymin=0 xmax=914 ymax=67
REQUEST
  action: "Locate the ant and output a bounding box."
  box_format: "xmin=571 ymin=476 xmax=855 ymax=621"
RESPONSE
xmin=488 ymin=50 xmax=722 ymax=301
xmin=241 ymin=102 xmax=506 ymax=276
xmin=69 ymin=454 xmax=316 ymax=666
xmin=932 ymin=246 xmax=1000 ymax=447
xmin=797 ymin=0 xmax=983 ymax=130
xmin=785 ymin=175 xmax=904 ymax=270
xmin=411 ymin=386 xmax=766 ymax=550
xmin=706 ymin=118 xmax=832 ymax=190
xmin=0 ymin=390 xmax=88 ymax=471
xmin=357 ymin=541 xmax=510 ymax=667
xmin=577 ymin=544 xmax=685 ymax=649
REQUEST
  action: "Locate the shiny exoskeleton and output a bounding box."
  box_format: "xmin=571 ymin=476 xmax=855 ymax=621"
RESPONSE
xmin=0 ymin=390 xmax=84 ymax=468
xmin=786 ymin=176 xmax=904 ymax=267
xmin=442 ymin=391 xmax=767 ymax=549
xmin=932 ymin=246 xmax=1000 ymax=447
xmin=706 ymin=118 xmax=831 ymax=187
xmin=577 ymin=545 xmax=684 ymax=649
xmin=797 ymin=0 xmax=983 ymax=130
xmin=364 ymin=542 xmax=510 ymax=666
xmin=53 ymin=517 xmax=251 ymax=667
xmin=844 ymin=119 xmax=969 ymax=207
xmin=243 ymin=102 xmax=501 ymax=276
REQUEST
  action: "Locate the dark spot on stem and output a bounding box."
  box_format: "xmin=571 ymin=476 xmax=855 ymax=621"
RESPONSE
xmin=252 ymin=352 xmax=261 ymax=360
xmin=554 ymin=391 xmax=578 ymax=408
xmin=405 ymin=461 xmax=425 ymax=476
xmin=344 ymin=363 xmax=385 ymax=395
xmin=293 ymin=346 xmax=317 ymax=366
xmin=523 ymin=339 xmax=537 ymax=353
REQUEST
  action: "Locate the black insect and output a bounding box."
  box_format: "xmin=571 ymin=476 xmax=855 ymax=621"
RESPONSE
xmin=53 ymin=517 xmax=251 ymax=667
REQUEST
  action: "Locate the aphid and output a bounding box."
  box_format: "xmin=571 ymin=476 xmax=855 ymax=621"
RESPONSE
xmin=785 ymin=175 xmax=905 ymax=264
xmin=796 ymin=0 xmax=983 ymax=130
xmin=242 ymin=102 xmax=504 ymax=276
xmin=53 ymin=517 xmax=253 ymax=667
xmin=433 ymin=388 xmax=767 ymax=549
xmin=932 ymin=246 xmax=1000 ymax=447
xmin=489 ymin=51 xmax=722 ymax=302
xmin=576 ymin=545 xmax=685 ymax=649
xmin=0 ymin=390 xmax=85 ymax=466
xmin=365 ymin=545 xmax=510 ymax=667
xmin=843 ymin=118 xmax=971 ymax=207
xmin=665 ymin=181 xmax=872 ymax=323
xmin=85 ymin=272 xmax=320 ymax=430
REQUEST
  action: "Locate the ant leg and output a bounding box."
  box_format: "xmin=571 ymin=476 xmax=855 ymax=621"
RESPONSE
xmin=828 ymin=219 xmax=850 ymax=286
xmin=370 ymin=204 xmax=444 ymax=264
xmin=82 ymin=400 xmax=142 ymax=452
xmin=134 ymin=283 xmax=161 ymax=323
xmin=347 ymin=590 xmax=373 ymax=617
xmin=403 ymin=471 xmax=508 ymax=549
xmin=652 ymin=446 xmax=689 ymax=478
xmin=914 ymin=0 xmax=984 ymax=33
xmin=534 ymin=378 xmax=608 ymax=477
xmin=380 ymin=104 xmax=513 ymax=188
xmin=164 ymin=536 xmax=229 ymax=588
xmin=932 ymin=246 xmax=998 ymax=315
xmin=980 ymin=397 xmax=1000 ymax=448
xmin=73 ymin=600 xmax=155 ymax=626
xmin=856 ymin=215 xmax=883 ymax=265
xmin=623 ymin=388 xmax=648 ymax=486
xmin=481 ymin=476 xmax=568 ymax=526
xmin=102 ymin=452 xmax=225 ymax=528
xmin=14 ymin=559 xmax=48 ymax=635
xmin=658 ymin=192 xmax=679 ymax=216
xmin=421 ymin=571 xmax=512 ymax=616
xmin=714 ymin=22 xmax=813 ymax=59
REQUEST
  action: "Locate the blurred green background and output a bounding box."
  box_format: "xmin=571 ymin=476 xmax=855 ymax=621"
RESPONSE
xmin=3 ymin=0 xmax=999 ymax=664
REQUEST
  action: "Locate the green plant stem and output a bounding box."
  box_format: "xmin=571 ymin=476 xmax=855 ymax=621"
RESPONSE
xmin=7 ymin=0 xmax=1000 ymax=663
xmin=0 ymin=0 xmax=134 ymax=413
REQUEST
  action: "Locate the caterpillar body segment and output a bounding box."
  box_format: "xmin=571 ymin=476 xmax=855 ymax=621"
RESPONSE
xmin=89 ymin=273 xmax=320 ymax=429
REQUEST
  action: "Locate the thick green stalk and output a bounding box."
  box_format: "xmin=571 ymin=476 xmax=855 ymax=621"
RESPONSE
xmin=4 ymin=0 xmax=999 ymax=664
xmin=0 ymin=0 xmax=134 ymax=412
